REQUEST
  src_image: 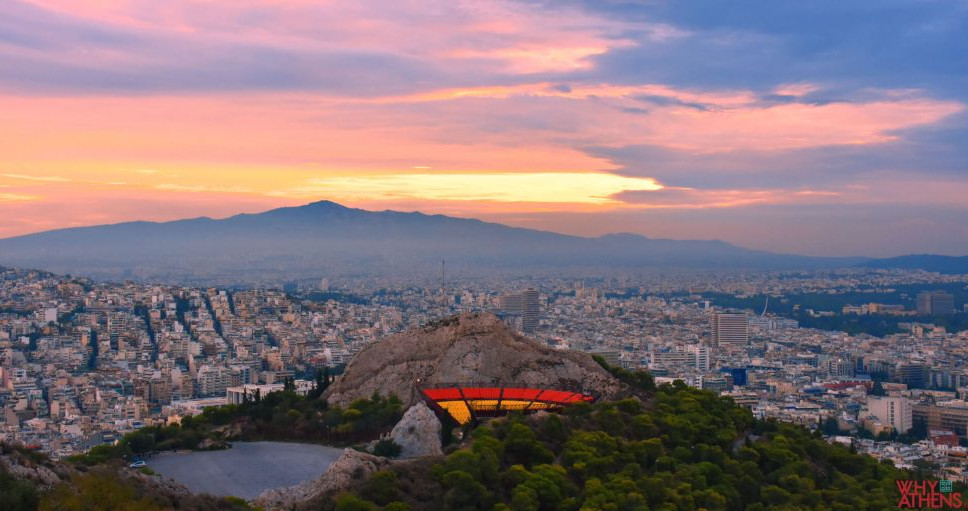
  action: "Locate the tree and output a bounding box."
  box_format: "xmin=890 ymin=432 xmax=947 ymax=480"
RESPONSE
xmin=503 ymin=423 xmax=553 ymax=468
xmin=124 ymin=429 xmax=155 ymax=455
xmin=0 ymin=471 xmax=39 ymax=511
xmin=442 ymin=470 xmax=490 ymax=511
xmin=361 ymin=470 xmax=400 ymax=505
xmin=308 ymin=367 xmax=331 ymax=399
xmin=373 ymin=438 xmax=403 ymax=458
xmin=40 ymin=473 xmax=164 ymax=511
xmin=870 ymin=381 xmax=886 ymax=396
xmin=334 ymin=494 xmax=379 ymax=511
xmin=821 ymin=417 xmax=841 ymax=436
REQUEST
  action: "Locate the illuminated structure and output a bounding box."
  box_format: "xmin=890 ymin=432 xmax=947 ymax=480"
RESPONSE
xmin=420 ymin=386 xmax=596 ymax=425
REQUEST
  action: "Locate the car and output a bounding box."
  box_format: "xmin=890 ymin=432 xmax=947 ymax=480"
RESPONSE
xmin=129 ymin=460 xmax=146 ymax=469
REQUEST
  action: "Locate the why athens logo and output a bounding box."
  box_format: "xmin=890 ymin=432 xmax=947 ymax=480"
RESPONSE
xmin=897 ymin=479 xmax=963 ymax=509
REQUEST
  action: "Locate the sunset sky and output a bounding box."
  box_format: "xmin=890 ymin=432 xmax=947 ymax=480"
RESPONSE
xmin=2 ymin=0 xmax=967 ymax=256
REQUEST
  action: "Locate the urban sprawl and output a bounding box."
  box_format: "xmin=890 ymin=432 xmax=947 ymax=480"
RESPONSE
xmin=1 ymin=266 xmax=968 ymax=480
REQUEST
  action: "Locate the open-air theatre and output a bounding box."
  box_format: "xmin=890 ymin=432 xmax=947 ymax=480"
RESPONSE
xmin=420 ymin=385 xmax=597 ymax=425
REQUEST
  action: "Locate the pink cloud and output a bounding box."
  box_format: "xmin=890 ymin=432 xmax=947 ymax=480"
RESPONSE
xmin=19 ymin=0 xmax=645 ymax=75
xmin=773 ymin=83 xmax=821 ymax=97
xmin=361 ymin=84 xmax=963 ymax=152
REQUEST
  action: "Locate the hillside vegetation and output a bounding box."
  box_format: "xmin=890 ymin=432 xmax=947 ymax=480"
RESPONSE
xmin=322 ymin=383 xmax=942 ymax=511
xmin=68 ymin=391 xmax=403 ymax=466
xmin=3 ymin=390 xmax=404 ymax=511
xmin=5 ymin=359 xmax=960 ymax=510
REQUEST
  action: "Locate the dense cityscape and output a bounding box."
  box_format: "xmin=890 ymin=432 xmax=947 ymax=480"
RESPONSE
xmin=3 ymin=0 xmax=968 ymax=507
xmin=3 ymin=263 xmax=968 ymax=479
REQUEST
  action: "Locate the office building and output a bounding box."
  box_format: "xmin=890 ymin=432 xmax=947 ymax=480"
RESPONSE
xmin=498 ymin=288 xmax=540 ymax=333
xmin=712 ymin=313 xmax=749 ymax=348
xmin=521 ymin=288 xmax=540 ymax=333
xmin=914 ymin=401 xmax=968 ymax=438
xmin=917 ymin=291 xmax=955 ymax=316
xmin=688 ymin=345 xmax=711 ymax=371
xmin=898 ymin=363 xmax=929 ymax=389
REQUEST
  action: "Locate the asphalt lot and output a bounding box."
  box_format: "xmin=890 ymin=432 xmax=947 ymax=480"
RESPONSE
xmin=148 ymin=441 xmax=344 ymax=499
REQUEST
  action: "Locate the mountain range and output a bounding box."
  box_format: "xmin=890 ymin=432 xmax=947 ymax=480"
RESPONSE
xmin=0 ymin=200 xmax=958 ymax=285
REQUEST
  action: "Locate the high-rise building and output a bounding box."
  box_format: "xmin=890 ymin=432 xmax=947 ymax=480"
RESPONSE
xmin=497 ymin=288 xmax=541 ymax=333
xmin=688 ymin=345 xmax=711 ymax=371
xmin=521 ymin=288 xmax=540 ymax=333
xmin=712 ymin=313 xmax=748 ymax=348
xmin=917 ymin=291 xmax=955 ymax=316
xmin=867 ymin=396 xmax=912 ymax=433
xmin=498 ymin=293 xmax=524 ymax=313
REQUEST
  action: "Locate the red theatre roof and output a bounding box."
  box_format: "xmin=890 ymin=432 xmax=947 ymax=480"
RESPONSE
xmin=420 ymin=386 xmax=596 ymax=425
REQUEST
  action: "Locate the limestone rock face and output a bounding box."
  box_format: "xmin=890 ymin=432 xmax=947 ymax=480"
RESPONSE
xmin=254 ymin=448 xmax=390 ymax=510
xmin=389 ymin=401 xmax=443 ymax=458
xmin=324 ymin=312 xmax=622 ymax=408
xmin=0 ymin=453 xmax=64 ymax=489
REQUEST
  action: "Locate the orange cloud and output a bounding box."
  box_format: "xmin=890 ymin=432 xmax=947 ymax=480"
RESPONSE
xmin=0 ymin=193 xmax=40 ymax=202
xmin=290 ymin=173 xmax=662 ymax=204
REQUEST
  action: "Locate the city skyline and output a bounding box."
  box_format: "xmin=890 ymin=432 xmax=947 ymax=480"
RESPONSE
xmin=2 ymin=1 xmax=967 ymax=256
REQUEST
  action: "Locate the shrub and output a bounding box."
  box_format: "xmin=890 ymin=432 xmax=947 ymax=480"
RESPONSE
xmin=373 ymin=438 xmax=403 ymax=459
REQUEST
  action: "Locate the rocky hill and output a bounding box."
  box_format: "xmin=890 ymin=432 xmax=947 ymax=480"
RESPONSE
xmin=323 ymin=312 xmax=623 ymax=408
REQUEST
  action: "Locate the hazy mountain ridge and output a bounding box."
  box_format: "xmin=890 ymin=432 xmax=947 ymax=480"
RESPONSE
xmin=860 ymin=254 xmax=968 ymax=274
xmin=0 ymin=200 xmax=867 ymax=284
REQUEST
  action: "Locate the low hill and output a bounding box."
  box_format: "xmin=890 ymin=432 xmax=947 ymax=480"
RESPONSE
xmin=860 ymin=253 xmax=968 ymax=274
xmin=0 ymin=200 xmax=864 ymax=284
xmin=301 ymin=384 xmax=934 ymax=510
xmin=323 ymin=312 xmax=624 ymax=408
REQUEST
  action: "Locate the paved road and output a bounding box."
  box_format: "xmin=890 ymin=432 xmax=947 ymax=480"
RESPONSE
xmin=148 ymin=441 xmax=343 ymax=499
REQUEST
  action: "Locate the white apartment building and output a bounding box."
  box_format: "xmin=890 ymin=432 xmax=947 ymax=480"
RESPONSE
xmin=867 ymin=396 xmax=912 ymax=433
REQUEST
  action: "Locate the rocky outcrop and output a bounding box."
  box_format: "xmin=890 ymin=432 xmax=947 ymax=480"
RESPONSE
xmin=389 ymin=402 xmax=443 ymax=458
xmin=254 ymin=448 xmax=391 ymax=510
xmin=0 ymin=451 xmax=64 ymax=489
xmin=324 ymin=312 xmax=622 ymax=407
